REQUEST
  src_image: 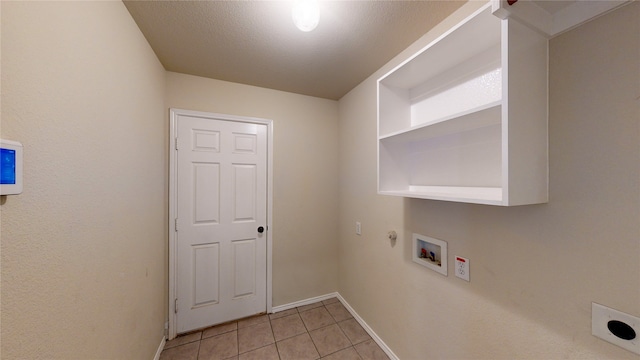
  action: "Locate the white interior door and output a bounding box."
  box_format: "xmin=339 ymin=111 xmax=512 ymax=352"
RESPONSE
xmin=171 ymin=110 xmax=269 ymax=335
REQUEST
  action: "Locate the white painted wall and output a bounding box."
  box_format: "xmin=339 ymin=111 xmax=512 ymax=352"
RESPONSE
xmin=1 ymin=2 xmax=167 ymax=358
xmin=337 ymin=2 xmax=639 ymax=359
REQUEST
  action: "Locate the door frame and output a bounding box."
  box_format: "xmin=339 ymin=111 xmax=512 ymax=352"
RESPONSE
xmin=168 ymin=108 xmax=273 ymax=340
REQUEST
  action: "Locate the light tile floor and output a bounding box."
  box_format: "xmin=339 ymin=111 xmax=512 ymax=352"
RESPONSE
xmin=160 ymin=297 xmax=390 ymax=360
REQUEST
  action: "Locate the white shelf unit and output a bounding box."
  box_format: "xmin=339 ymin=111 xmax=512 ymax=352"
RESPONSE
xmin=377 ymin=3 xmax=548 ymax=206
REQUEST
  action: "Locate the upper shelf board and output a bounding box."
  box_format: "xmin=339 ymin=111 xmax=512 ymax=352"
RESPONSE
xmin=379 ymin=4 xmax=500 ymax=91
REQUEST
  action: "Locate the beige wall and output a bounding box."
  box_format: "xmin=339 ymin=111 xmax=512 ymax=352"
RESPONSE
xmin=338 ymin=2 xmax=639 ymax=359
xmin=165 ymin=72 xmax=340 ymax=306
xmin=1 ymin=2 xmax=167 ymax=359
xmin=2 ymin=1 xmax=637 ymax=359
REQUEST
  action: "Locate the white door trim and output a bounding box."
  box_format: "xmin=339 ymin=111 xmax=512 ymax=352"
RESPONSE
xmin=168 ymin=108 xmax=273 ymax=340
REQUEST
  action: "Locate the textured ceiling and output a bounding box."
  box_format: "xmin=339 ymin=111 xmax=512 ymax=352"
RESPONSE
xmin=124 ymin=1 xmax=466 ymax=100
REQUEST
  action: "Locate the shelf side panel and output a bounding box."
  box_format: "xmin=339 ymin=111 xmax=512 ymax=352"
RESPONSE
xmin=378 ymin=83 xmax=411 ymax=136
xmin=503 ymin=18 xmax=549 ymax=205
xmin=379 ymin=140 xmax=411 ymax=193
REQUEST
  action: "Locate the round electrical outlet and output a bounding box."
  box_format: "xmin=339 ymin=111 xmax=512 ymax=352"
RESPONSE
xmin=608 ymin=320 xmax=636 ymax=341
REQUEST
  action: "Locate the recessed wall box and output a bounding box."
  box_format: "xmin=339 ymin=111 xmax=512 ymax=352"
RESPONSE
xmin=412 ymin=233 xmax=447 ymax=276
xmin=0 ymin=139 xmax=23 ymax=195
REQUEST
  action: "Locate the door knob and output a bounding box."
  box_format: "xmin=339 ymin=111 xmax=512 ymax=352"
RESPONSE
xmin=257 ymin=226 xmax=265 ymax=233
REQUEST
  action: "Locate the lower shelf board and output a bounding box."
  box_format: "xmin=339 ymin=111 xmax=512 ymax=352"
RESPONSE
xmin=379 ymin=186 xmax=503 ymax=205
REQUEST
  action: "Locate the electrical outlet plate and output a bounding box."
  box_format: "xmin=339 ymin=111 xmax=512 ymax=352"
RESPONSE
xmin=592 ymin=302 xmax=640 ymax=355
xmin=455 ymin=256 xmax=470 ymax=281
xmin=355 ymin=222 xmax=361 ymax=236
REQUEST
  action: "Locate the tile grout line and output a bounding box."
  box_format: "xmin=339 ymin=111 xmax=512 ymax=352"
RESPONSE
xmin=321 ymin=303 xmax=357 ymax=359
xmin=195 ymin=332 xmax=202 ymax=360
xmin=265 ymin=312 xmax=281 ymax=360
xmin=300 ymin=304 xmax=323 ymax=359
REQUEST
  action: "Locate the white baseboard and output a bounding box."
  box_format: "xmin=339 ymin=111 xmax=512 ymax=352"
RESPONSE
xmin=272 ymin=292 xmax=339 ymax=313
xmin=272 ymin=292 xmax=399 ymax=360
xmin=335 ymin=293 xmax=399 ymax=360
xmin=153 ymin=336 xmax=166 ymax=360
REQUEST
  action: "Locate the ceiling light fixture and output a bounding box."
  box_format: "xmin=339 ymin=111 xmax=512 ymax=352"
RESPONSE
xmin=292 ymin=0 xmax=320 ymax=32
